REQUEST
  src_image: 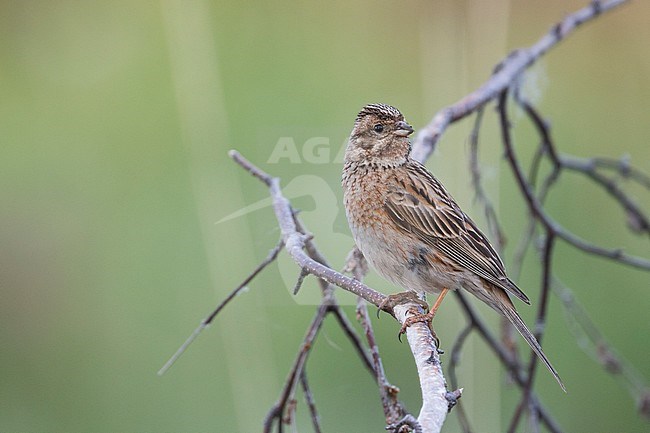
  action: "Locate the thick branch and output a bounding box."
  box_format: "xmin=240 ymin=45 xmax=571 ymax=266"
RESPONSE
xmin=393 ymin=304 xmax=453 ymax=433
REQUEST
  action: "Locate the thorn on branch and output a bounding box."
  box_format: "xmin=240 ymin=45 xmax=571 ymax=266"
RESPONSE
xmin=445 ymin=389 xmax=464 ymax=412
xmin=292 ymin=268 xmax=309 ymax=295
xmin=638 ymin=390 xmax=650 ymax=421
xmin=618 ymin=154 xmax=631 ymax=176
xmin=596 ymin=342 xmax=623 ymax=374
xmin=552 ymin=22 xmax=563 ymax=41
xmin=494 ymin=49 xmax=522 ymax=74
xmin=387 ymin=384 xmax=400 ymax=397
xmin=426 ymin=350 xmax=440 ymax=366
xmin=386 ymin=414 xmax=423 ymax=433
xmin=592 ymin=0 xmax=603 ymax=15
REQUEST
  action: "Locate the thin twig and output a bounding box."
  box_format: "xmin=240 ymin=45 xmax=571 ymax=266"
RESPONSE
xmin=295 ymin=204 xmax=402 ymax=425
xmin=591 ymin=156 xmax=650 ymax=189
xmin=510 ymin=141 xmax=559 ymax=281
xmin=448 ymin=324 xmax=473 ymax=433
xmin=560 ymin=155 xmax=650 ymax=234
xmin=357 ymin=297 xmax=407 ymax=426
xmin=300 ymin=370 xmax=322 ymax=433
xmin=263 ymin=303 xmax=329 ymax=433
xmin=510 ymin=81 xmax=650 ymax=424
xmin=157 ymin=240 xmax=284 ymax=375
xmin=329 ymin=307 xmax=376 ymax=376
xmin=229 ymin=152 xmax=424 ymax=430
xmin=468 ymin=108 xmax=506 ymax=251
xmin=344 ymin=247 xmax=407 ymax=422
xmin=467 ymin=105 xmax=523 ymax=382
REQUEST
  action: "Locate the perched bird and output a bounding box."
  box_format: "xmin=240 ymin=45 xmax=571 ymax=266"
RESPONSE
xmin=342 ymin=103 xmax=565 ymax=391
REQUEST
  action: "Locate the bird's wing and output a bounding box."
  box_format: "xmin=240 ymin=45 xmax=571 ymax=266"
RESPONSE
xmin=384 ymin=161 xmax=530 ymax=304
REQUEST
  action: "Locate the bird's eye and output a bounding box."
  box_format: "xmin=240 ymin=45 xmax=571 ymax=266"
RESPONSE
xmin=373 ymin=124 xmax=384 ymax=133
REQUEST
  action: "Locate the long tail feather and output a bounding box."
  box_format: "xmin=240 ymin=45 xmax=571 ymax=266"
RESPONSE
xmin=498 ymin=297 xmax=566 ymax=392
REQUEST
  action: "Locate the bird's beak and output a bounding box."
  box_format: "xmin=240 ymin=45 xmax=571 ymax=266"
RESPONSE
xmin=394 ymin=121 xmax=414 ymax=137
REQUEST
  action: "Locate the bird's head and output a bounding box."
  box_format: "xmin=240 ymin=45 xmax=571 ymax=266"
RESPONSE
xmin=345 ymin=103 xmax=414 ymax=166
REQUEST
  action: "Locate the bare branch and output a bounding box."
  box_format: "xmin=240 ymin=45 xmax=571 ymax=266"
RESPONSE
xmin=411 ymin=0 xmax=630 ymax=162
xmin=230 ymin=150 xmax=388 ymax=308
xmin=447 ymin=325 xmax=473 ymax=433
xmin=263 ymin=303 xmax=328 ymax=433
xmin=591 ymin=156 xmax=650 ymax=189
xmin=356 ymin=297 xmax=407 ymax=426
xmin=469 ymin=108 xmax=506 ymax=251
xmin=498 ymin=92 xmax=650 ymax=270
xmin=228 ymin=149 xmax=424 ymax=429
xmin=300 ymin=371 xmax=322 ymax=433
xmin=560 ymin=155 xmax=650 ymax=235
xmin=514 ymin=87 xmax=650 ymax=236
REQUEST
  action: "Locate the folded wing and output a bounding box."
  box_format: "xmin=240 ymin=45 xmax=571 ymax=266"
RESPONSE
xmin=384 ymin=161 xmax=530 ymax=305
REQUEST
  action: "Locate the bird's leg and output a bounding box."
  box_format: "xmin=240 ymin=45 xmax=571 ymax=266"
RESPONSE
xmin=400 ymin=288 xmax=450 ymax=341
xmin=429 ymin=287 xmax=449 ymax=317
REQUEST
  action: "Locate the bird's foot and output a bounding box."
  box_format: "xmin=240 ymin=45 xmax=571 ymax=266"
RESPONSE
xmin=399 ymin=309 xmax=439 ymax=347
xmin=378 ymin=291 xmax=447 ymax=348
xmin=377 ymin=292 xmax=439 ymax=346
xmin=378 ymin=291 xmax=429 ymax=317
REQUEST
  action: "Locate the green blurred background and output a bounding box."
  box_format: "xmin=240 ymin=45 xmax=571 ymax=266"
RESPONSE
xmin=1 ymin=1 xmax=649 ymax=432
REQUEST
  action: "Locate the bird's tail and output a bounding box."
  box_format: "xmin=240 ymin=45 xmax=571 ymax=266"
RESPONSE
xmin=495 ymin=291 xmax=566 ymax=392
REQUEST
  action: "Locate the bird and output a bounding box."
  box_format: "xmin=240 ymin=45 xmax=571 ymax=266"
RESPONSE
xmin=341 ymin=103 xmax=565 ymax=391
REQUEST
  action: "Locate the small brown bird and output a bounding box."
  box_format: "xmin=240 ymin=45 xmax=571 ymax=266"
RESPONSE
xmin=342 ymin=103 xmax=564 ymax=391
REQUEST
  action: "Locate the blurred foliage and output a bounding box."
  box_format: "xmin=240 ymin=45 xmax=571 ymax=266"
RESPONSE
xmin=1 ymin=1 xmax=649 ymax=432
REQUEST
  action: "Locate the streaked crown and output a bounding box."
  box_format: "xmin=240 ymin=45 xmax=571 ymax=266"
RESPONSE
xmin=355 ymin=103 xmax=404 ymax=123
